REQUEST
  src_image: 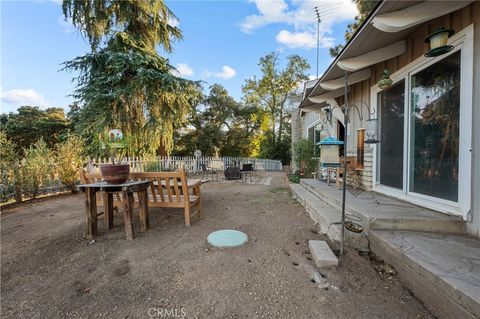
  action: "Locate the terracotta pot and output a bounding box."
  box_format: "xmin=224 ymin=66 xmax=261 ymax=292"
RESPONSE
xmin=100 ymin=164 xmax=130 ymax=184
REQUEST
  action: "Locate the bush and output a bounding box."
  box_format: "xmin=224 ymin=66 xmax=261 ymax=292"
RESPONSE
xmin=56 ymin=135 xmax=86 ymax=192
xmin=293 ymin=139 xmax=318 ymax=178
xmin=0 ymin=131 xmax=21 ymax=202
xmin=21 ymin=139 xmax=55 ymax=198
xmin=289 ymin=172 xmax=300 ymax=183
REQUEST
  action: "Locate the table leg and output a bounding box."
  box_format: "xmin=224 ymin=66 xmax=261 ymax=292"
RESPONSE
xmin=85 ymin=187 xmax=97 ymax=239
xmin=122 ymin=190 xmax=135 ymax=240
xmin=138 ymin=190 xmax=150 ymax=232
xmin=103 ymin=192 xmax=114 ymax=229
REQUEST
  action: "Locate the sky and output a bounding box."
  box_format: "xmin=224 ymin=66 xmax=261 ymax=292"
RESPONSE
xmin=0 ymin=0 xmax=358 ymax=114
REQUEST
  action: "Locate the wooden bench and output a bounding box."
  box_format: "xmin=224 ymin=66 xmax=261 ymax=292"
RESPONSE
xmin=80 ymin=168 xmax=202 ymax=226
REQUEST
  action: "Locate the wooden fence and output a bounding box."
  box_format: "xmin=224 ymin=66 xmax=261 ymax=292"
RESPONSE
xmin=86 ymin=156 xmax=283 ymax=173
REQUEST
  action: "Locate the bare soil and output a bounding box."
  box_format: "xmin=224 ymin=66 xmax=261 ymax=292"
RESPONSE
xmin=1 ymin=172 xmax=433 ymax=319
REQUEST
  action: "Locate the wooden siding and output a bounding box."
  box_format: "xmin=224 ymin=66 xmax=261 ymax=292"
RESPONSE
xmin=371 ymin=2 xmax=480 ymax=83
xmin=334 ymin=2 xmax=479 ymax=155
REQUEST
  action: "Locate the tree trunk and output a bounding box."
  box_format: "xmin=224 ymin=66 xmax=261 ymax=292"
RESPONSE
xmin=14 ymin=185 xmax=22 ymax=203
xmin=13 ymin=163 xmax=22 ymax=203
xmin=278 ymin=103 xmax=284 ymax=143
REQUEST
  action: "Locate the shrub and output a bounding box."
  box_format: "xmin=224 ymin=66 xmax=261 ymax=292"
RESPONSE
xmin=293 ymin=139 xmax=318 ymax=178
xmin=56 ymin=135 xmax=86 ymax=192
xmin=21 ymin=139 xmax=55 ymax=199
xmin=0 ymin=131 xmax=21 ymax=202
xmin=289 ymin=172 xmax=300 ymax=183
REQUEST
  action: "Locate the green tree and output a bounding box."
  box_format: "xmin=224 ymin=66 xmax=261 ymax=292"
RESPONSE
xmin=21 ymin=139 xmax=55 ymax=199
xmin=62 ymin=0 xmax=202 ymax=156
xmin=56 ymin=135 xmax=86 ymax=192
xmin=62 ymin=0 xmax=181 ymax=53
xmin=242 ymin=53 xmax=309 ymax=163
xmin=174 ymin=84 xmax=264 ymax=157
xmin=0 ymin=131 xmax=22 ymax=202
xmin=2 ymin=106 xmax=69 ymax=153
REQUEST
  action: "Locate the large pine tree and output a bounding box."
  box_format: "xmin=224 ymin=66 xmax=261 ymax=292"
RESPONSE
xmin=62 ymin=0 xmax=202 ymax=155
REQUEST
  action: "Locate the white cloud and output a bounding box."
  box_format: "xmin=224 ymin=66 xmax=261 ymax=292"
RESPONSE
xmin=276 ymin=30 xmax=312 ymax=49
xmin=0 ymin=88 xmax=49 ymax=108
xmin=215 ymin=66 xmax=237 ymax=79
xmin=175 ymin=63 xmax=194 ymax=76
xmin=241 ymin=0 xmax=358 ymax=50
xmin=240 ymin=0 xmax=290 ymax=33
xmin=204 ymin=65 xmax=237 ymax=80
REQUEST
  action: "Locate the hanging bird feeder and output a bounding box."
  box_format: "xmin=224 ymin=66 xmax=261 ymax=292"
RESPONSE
xmin=425 ymin=28 xmax=455 ymax=57
xmin=318 ymin=136 xmax=344 ymax=168
xmin=365 ymin=118 xmax=381 ymax=144
xmin=377 ymin=69 xmax=393 ymax=90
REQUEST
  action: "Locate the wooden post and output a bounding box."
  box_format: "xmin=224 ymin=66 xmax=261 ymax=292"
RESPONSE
xmin=85 ymin=187 xmax=98 ymax=238
xmin=103 ymin=192 xmax=114 ymax=229
xmin=122 ymin=190 xmax=135 ymax=240
xmin=138 ymin=190 xmax=150 ymax=232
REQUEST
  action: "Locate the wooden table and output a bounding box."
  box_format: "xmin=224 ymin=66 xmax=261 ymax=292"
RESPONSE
xmin=78 ymin=180 xmax=150 ymax=240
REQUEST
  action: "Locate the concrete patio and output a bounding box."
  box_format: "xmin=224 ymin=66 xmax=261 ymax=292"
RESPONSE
xmin=291 ymin=179 xmax=480 ymax=319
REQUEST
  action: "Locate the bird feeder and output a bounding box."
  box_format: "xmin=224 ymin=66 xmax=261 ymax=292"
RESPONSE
xmin=108 ymin=129 xmax=124 ymax=149
xmin=365 ymin=118 xmax=380 ymax=144
xmin=377 ymin=69 xmax=393 ymax=90
xmin=317 ymin=136 xmax=344 ymax=167
xmin=425 ymin=28 xmax=454 ymax=57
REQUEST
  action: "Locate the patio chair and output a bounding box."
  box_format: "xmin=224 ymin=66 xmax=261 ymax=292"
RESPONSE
xmin=200 ymin=163 xmax=219 ymax=181
xmin=240 ymin=164 xmax=254 ymax=182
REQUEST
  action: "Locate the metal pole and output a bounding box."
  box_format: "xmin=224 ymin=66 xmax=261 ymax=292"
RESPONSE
xmin=316 ymin=18 xmax=320 ymax=78
xmin=341 ymin=71 xmax=349 ymax=255
xmin=314 ymin=7 xmax=320 ymax=78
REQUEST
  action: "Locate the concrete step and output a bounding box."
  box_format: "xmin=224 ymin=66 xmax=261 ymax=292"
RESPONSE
xmin=300 ymin=179 xmax=466 ymax=234
xmin=308 ymin=240 xmax=338 ymax=268
xmin=290 ymin=183 xmax=339 ymax=234
xmin=289 ymin=183 xmax=369 ymax=251
xmin=370 ymin=230 xmax=480 ymax=319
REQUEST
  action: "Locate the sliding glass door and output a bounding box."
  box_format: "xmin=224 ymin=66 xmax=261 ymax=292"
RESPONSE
xmin=409 ymin=51 xmax=460 ymax=202
xmin=378 ymin=80 xmax=405 ymax=189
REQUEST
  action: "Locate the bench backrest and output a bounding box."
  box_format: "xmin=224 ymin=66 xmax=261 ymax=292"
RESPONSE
xmin=80 ymin=169 xmax=190 ymax=204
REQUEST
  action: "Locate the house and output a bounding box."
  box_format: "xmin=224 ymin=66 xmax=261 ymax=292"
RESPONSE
xmin=293 ymin=0 xmax=480 ymax=238
xmin=291 ymin=1 xmax=480 ymax=318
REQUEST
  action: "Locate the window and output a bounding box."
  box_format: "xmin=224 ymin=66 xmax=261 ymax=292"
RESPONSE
xmin=409 ymin=51 xmax=460 ymax=202
xmin=308 ymin=123 xmax=325 ymax=157
xmin=372 ymin=25 xmax=473 ymax=218
xmin=378 ymin=80 xmax=405 ymax=189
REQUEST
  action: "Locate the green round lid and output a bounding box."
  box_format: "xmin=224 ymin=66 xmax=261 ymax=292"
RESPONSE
xmin=207 ymin=229 xmax=249 ymax=248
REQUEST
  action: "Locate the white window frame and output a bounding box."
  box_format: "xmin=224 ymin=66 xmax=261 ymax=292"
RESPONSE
xmin=371 ymin=24 xmax=473 ymax=218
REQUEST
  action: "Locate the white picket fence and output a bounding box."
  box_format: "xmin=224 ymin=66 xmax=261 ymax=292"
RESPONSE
xmin=86 ymin=156 xmax=282 ymax=173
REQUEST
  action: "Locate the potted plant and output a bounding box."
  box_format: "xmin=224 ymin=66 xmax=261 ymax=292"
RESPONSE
xmin=99 ymin=129 xmax=130 ymax=184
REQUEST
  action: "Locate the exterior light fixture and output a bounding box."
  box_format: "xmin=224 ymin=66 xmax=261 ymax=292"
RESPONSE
xmin=365 ymin=118 xmax=380 ymax=144
xmin=322 ymin=105 xmax=332 ymax=123
xmin=425 ymin=28 xmax=454 ymax=57
xmin=377 ymin=69 xmax=393 ymax=90
xmin=317 ymin=136 xmax=344 ymax=168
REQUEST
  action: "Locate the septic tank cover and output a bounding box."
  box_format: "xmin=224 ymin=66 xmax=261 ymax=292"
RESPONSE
xmin=207 ymin=229 xmax=248 ymax=248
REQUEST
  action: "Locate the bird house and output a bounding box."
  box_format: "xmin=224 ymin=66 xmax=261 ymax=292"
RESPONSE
xmin=318 ymin=136 xmax=344 ymax=167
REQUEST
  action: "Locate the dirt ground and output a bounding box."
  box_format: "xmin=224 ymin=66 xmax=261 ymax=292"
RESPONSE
xmin=1 ymin=172 xmax=433 ymax=319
